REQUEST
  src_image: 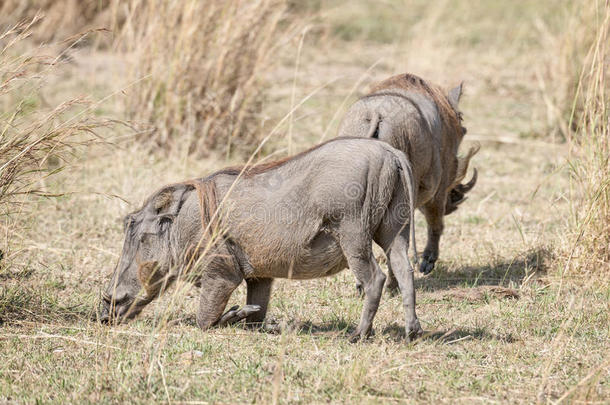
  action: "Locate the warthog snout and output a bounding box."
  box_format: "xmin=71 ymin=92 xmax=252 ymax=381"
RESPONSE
xmin=98 ymin=292 xmax=138 ymax=324
xmin=446 ymin=168 xmax=478 ymax=215
xmin=98 ymin=296 xmax=110 ymax=323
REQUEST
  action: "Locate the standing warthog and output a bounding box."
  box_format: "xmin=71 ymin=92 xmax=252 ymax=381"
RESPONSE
xmin=100 ymin=138 xmax=424 ymax=341
xmin=338 ymin=73 xmax=478 ymax=281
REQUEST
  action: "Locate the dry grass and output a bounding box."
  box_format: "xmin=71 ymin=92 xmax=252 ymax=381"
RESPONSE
xmin=0 ymin=1 xmax=608 ymax=403
xmin=536 ymin=0 xmax=610 ymax=275
xmin=0 ymin=17 xmax=108 ymax=225
xmin=120 ymin=0 xmax=294 ymax=157
xmin=563 ymin=2 xmax=609 ymax=274
xmin=0 ymin=0 xmax=120 ymax=44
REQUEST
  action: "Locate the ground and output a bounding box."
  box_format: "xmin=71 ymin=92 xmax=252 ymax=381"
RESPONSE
xmin=0 ymin=1 xmax=609 ymax=403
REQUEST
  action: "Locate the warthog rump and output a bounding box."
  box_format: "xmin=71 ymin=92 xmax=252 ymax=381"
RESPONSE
xmin=338 ymin=73 xmax=479 ymax=279
xmin=100 ymin=138 xmax=424 ymax=341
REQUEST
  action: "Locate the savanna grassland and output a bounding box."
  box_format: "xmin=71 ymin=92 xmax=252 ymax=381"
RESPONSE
xmin=0 ymin=1 xmax=608 ymax=403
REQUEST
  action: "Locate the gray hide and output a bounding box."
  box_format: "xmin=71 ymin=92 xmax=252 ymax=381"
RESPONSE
xmin=337 ymin=81 xmax=478 ymax=278
xmin=100 ymin=138 xmax=423 ymax=342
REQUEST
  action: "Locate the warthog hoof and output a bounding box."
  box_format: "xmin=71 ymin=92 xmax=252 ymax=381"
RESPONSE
xmin=419 ymin=253 xmax=437 ymax=275
xmin=217 ymin=305 xmax=261 ymax=327
xmin=406 ymin=318 xmax=423 ymax=342
xmin=348 ymin=327 xmax=374 ymax=343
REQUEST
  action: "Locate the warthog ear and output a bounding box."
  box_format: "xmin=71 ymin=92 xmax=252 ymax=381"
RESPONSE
xmin=150 ymin=184 xmax=191 ymax=216
xmin=143 ymin=184 xmax=192 ymax=234
xmin=154 ymin=190 xmax=173 ymax=212
xmin=448 ymin=82 xmax=464 ymax=110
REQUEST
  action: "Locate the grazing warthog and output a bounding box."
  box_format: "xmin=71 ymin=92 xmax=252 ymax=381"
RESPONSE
xmin=100 ymin=138 xmax=424 ymax=341
xmin=338 ymin=73 xmax=478 ymax=282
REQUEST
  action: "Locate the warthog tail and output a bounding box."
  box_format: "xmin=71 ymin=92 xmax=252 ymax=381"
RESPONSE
xmin=391 ymin=149 xmax=418 ymax=265
xmin=365 ymin=112 xmax=381 ymax=139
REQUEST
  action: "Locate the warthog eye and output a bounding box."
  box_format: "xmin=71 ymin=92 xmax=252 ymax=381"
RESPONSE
xmin=461 ymin=126 xmax=467 ymax=135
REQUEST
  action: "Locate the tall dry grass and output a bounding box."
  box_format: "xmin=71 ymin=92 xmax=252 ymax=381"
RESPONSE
xmin=564 ymin=2 xmax=610 ymax=274
xmin=120 ymin=0 xmax=293 ymax=157
xmin=536 ymin=0 xmax=610 ymax=274
xmin=539 ymin=1 xmax=610 ymax=274
xmin=536 ymin=1 xmax=603 ymax=141
xmin=0 ymin=0 xmax=121 ymax=44
xmin=0 ymin=17 xmax=108 ymax=246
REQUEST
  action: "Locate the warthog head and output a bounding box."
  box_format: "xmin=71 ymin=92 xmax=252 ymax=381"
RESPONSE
xmin=99 ymin=184 xmax=192 ymax=323
xmin=446 ymin=144 xmax=479 ymax=215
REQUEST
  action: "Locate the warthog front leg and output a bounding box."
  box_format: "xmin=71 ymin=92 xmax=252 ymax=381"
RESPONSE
xmin=419 ymin=197 xmax=446 ymax=275
xmin=196 ymin=270 xmax=245 ymax=331
xmin=246 ymin=278 xmax=273 ymax=324
xmin=217 ymin=304 xmax=262 ymax=327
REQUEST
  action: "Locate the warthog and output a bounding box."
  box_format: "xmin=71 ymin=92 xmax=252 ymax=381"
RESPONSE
xmin=338 ymin=73 xmax=478 ymax=281
xmin=100 ymin=138 xmax=424 ymax=341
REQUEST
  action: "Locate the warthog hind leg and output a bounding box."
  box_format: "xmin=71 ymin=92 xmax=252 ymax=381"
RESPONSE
xmin=419 ymin=197 xmax=446 ymax=274
xmin=356 ymin=259 xmax=399 ymax=296
xmin=384 ymin=259 xmax=400 ymax=294
xmin=341 ymin=230 xmax=386 ymax=343
xmin=389 ymin=232 xmax=423 ymax=341
xmin=349 ymin=254 xmax=386 ymax=342
xmin=374 ymin=203 xmax=423 ymax=342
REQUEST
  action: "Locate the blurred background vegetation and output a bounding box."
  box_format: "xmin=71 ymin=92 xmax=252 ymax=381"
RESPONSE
xmin=0 ymin=0 xmax=607 ymax=402
xmin=1 ymin=0 xmax=605 ymax=270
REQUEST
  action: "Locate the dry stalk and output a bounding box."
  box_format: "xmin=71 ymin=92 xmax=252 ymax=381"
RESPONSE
xmin=120 ymin=0 xmax=294 ymax=157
